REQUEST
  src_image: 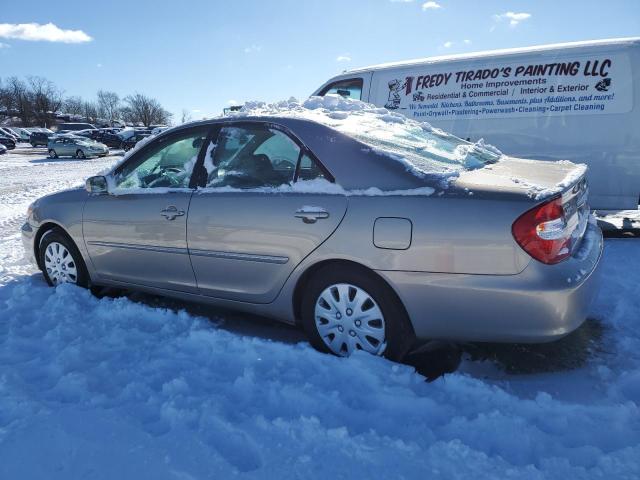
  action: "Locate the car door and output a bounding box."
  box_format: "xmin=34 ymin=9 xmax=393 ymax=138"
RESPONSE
xmin=83 ymin=125 xmax=211 ymax=293
xmin=187 ymin=122 xmax=348 ymax=303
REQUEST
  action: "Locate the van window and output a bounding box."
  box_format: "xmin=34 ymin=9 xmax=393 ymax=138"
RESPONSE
xmin=319 ymin=78 xmax=363 ymax=100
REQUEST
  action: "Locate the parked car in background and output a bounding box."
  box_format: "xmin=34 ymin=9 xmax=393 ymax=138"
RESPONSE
xmin=22 ymin=100 xmax=602 ymax=362
xmin=47 ymin=135 xmax=108 ymax=159
xmin=0 ymin=134 xmax=16 ymax=150
xmin=0 ymin=143 xmax=7 ymax=155
xmin=55 ymin=122 xmax=97 ymax=132
xmin=94 ymin=131 xmax=125 ymax=148
xmin=122 ymin=133 xmax=150 ymax=151
xmin=30 ymin=130 xmax=54 ymax=147
xmin=0 ymin=127 xmax=19 ymax=142
xmin=75 ymin=129 xmax=100 ymax=139
xmin=15 ymin=128 xmax=32 ymax=142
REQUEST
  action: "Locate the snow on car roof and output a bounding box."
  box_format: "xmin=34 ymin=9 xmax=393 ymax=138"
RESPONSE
xmin=228 ymin=95 xmax=502 ymax=182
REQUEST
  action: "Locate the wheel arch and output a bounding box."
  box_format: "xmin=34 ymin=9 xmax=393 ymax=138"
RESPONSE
xmin=291 ymin=258 xmax=414 ymax=335
xmin=34 ymin=222 xmax=77 ymax=270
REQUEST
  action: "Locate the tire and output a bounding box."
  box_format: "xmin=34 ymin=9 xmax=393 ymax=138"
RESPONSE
xmin=300 ymin=265 xmax=415 ymax=362
xmin=48 ymin=149 xmax=58 ymax=159
xmin=76 ymin=149 xmax=86 ymax=159
xmin=38 ymin=228 xmax=89 ymax=288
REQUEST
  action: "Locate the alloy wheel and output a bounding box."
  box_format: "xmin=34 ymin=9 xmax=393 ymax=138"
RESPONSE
xmin=43 ymin=241 xmax=78 ymax=285
xmin=77 ymin=150 xmax=85 ymax=159
xmin=314 ymin=283 xmax=387 ymax=356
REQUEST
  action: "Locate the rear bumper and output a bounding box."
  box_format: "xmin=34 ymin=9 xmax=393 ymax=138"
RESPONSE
xmin=377 ymin=224 xmax=603 ymax=343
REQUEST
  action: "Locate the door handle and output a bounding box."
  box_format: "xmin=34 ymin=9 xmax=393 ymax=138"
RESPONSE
xmin=294 ymin=207 xmax=329 ymax=224
xmin=160 ymin=205 xmax=185 ymax=220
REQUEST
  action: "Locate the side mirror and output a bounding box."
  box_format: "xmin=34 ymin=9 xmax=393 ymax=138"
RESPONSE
xmin=85 ymin=175 xmax=109 ymax=194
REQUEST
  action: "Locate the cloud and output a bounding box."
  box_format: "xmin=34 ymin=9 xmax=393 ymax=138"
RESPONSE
xmin=0 ymin=42 xmax=9 ymax=48
xmin=96 ymin=63 xmax=102 ymax=68
xmin=227 ymin=100 xmax=239 ymax=105
xmin=463 ymin=39 xmax=472 ymax=45
xmin=336 ymin=54 xmax=351 ymax=62
xmin=493 ymin=12 xmax=531 ymax=27
xmin=422 ymin=1 xmax=442 ymax=10
xmin=0 ymin=23 xmax=92 ymax=43
xmin=442 ymin=41 xmax=453 ymax=48
xmin=191 ymin=109 xmax=201 ymax=113
xmin=243 ymin=44 xmax=262 ymax=54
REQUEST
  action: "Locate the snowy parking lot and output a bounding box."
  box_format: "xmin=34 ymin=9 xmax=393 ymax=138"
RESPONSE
xmin=0 ymin=145 xmax=639 ymax=479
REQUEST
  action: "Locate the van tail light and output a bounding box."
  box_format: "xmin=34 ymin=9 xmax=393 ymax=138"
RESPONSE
xmin=512 ymin=197 xmax=572 ymax=265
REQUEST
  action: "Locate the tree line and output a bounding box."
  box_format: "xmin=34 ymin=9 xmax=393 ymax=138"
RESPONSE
xmin=0 ymin=76 xmax=173 ymax=127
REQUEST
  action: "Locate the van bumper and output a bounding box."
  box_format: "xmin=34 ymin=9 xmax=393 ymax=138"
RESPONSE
xmin=376 ymin=224 xmax=603 ymax=343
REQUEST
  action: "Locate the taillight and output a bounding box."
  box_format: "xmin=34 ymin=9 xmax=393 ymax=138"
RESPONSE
xmin=512 ymin=197 xmax=571 ymax=265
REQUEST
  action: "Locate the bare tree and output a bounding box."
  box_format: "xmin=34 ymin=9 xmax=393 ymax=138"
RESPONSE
xmin=5 ymin=76 xmax=33 ymax=125
xmin=97 ymin=90 xmax=120 ymax=125
xmin=64 ymin=96 xmax=84 ymax=116
xmin=122 ymin=93 xmax=172 ymax=126
xmin=83 ymin=101 xmax=99 ymax=123
xmin=180 ymin=109 xmax=192 ymax=124
xmin=28 ymin=76 xmax=64 ymax=125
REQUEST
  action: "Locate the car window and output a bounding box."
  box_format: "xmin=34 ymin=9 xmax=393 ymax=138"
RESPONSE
xmin=298 ymin=153 xmax=326 ymax=181
xmin=319 ymin=78 xmax=363 ymax=100
xmin=113 ymin=127 xmax=209 ymax=190
xmin=205 ymin=125 xmax=300 ymax=189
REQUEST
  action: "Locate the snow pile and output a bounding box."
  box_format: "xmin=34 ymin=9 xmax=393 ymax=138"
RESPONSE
xmin=231 ymin=95 xmax=502 ymax=179
xmin=1 ymin=257 xmax=639 ymax=479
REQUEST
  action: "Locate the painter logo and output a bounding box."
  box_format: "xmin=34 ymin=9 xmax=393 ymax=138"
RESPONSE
xmin=384 ymin=79 xmax=407 ymax=109
xmin=595 ymin=78 xmax=612 ymax=92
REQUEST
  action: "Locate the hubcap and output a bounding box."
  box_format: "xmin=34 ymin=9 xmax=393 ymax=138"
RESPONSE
xmin=44 ymin=242 xmax=78 ymax=285
xmin=314 ymin=283 xmax=386 ymax=356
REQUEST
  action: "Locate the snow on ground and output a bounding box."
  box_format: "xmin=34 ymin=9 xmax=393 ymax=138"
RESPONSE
xmin=0 ymin=146 xmax=639 ymax=479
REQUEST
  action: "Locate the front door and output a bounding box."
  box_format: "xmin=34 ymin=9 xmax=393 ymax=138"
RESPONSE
xmin=83 ymin=126 xmax=211 ymax=293
xmin=188 ymin=123 xmax=348 ymax=302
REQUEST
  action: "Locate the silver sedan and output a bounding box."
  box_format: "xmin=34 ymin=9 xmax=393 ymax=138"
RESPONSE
xmin=22 ymin=112 xmax=602 ymax=361
xmin=47 ymin=135 xmax=109 ymax=159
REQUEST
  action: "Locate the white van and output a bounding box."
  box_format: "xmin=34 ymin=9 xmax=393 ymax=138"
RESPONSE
xmin=313 ymin=38 xmax=640 ymax=211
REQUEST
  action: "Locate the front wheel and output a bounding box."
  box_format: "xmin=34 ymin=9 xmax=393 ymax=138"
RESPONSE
xmin=48 ymin=149 xmax=58 ymax=159
xmin=76 ymin=149 xmax=86 ymax=159
xmin=39 ymin=229 xmax=89 ymax=287
xmin=300 ymin=265 xmax=415 ymax=362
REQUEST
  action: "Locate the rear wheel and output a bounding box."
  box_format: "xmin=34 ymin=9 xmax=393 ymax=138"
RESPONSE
xmin=76 ymin=149 xmax=86 ymax=159
xmin=39 ymin=229 xmax=89 ymax=288
xmin=48 ymin=149 xmax=58 ymax=159
xmin=300 ymin=265 xmax=415 ymax=362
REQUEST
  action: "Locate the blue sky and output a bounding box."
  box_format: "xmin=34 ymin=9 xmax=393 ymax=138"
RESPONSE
xmin=1 ymin=0 xmax=639 ymax=122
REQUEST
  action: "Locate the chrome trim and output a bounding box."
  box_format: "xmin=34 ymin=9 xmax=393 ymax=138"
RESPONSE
xmin=188 ymin=248 xmax=289 ymax=264
xmin=86 ymin=241 xmax=188 ymax=255
xmin=86 ymin=241 xmax=289 ymax=264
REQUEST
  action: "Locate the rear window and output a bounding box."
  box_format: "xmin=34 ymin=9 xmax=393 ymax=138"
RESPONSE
xmin=332 ymin=116 xmax=501 ymax=174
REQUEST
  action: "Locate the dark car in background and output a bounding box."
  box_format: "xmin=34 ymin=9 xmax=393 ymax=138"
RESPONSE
xmin=0 ymin=134 xmax=16 ymax=150
xmin=122 ymin=133 xmax=150 ymax=151
xmin=94 ymin=131 xmax=125 ymax=148
xmin=30 ymin=131 xmax=54 ymax=147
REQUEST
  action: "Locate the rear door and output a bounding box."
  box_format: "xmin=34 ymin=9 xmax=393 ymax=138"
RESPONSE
xmin=187 ymin=122 xmax=348 ymax=303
